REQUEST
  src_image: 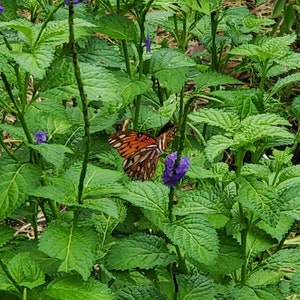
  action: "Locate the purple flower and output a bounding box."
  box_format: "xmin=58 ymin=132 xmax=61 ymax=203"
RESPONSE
xmin=145 ymin=35 xmax=151 ymax=53
xmin=64 ymin=0 xmax=87 ymax=4
xmin=0 ymin=6 xmax=4 ymax=15
xmin=162 ymin=152 xmax=190 ymax=187
xmin=34 ymin=131 xmax=47 ymax=144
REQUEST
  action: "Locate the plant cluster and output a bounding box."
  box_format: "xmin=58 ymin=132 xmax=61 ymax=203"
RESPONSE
xmin=0 ymin=0 xmax=300 ymax=299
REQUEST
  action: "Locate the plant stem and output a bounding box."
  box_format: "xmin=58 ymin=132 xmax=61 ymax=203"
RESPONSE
xmin=68 ymin=0 xmax=90 ymax=205
xmin=235 ymin=148 xmax=248 ymax=284
xmin=121 ymin=40 xmax=132 ymax=78
xmin=210 ymin=11 xmax=218 ymax=72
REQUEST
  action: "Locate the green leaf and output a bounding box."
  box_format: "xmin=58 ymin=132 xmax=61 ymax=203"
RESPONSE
xmin=198 ymin=233 xmax=244 ymax=274
xmin=163 ymin=215 xmax=219 ymax=265
xmin=78 ymin=37 xmax=125 ymax=69
xmin=82 ymin=198 xmax=124 ymax=219
xmin=117 ymin=75 xmax=152 ymax=107
xmin=236 ymin=177 xmax=280 ymax=225
xmin=246 ymin=270 xmax=282 ymax=287
xmin=150 ymin=48 xmax=195 ymax=93
xmin=177 ymin=275 xmax=216 ymax=300
xmin=291 ymin=270 xmax=300 ymax=294
xmin=189 ymin=108 xmax=240 ymax=134
xmin=280 ymin=185 xmax=300 ymax=220
xmin=105 ymin=233 xmax=176 ymax=270
xmin=96 ymin=14 xmax=138 ymax=41
xmin=39 ymin=222 xmax=98 ymax=280
xmin=30 ymin=177 xmax=77 ymax=205
xmin=269 ymin=73 xmax=300 ymax=98
xmin=46 ymin=276 xmax=115 ymax=300
xmin=25 ymin=99 xmax=73 ymax=136
xmin=0 ymin=0 xmax=17 ymax=21
xmin=30 ymin=144 xmax=73 ymax=170
xmin=0 ymin=160 xmax=40 ymax=219
xmin=205 ymin=135 xmax=235 ymax=162
xmin=194 ymin=72 xmax=242 ymax=90
xmin=41 ymin=62 xmax=122 ymax=110
xmin=229 ymin=44 xmax=262 ymax=57
xmin=121 ymin=182 xmax=169 ymax=215
xmin=116 ymin=286 xmax=163 ymax=300
xmin=0 ymin=225 xmax=15 ymax=247
xmin=7 ymin=252 xmax=45 ymax=289
xmin=173 ymin=188 xmax=226 ymax=216
xmin=265 ymin=248 xmax=300 ymax=271
xmin=242 ymin=113 xmax=290 ymax=127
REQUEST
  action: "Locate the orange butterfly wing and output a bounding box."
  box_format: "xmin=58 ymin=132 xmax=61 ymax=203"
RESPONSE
xmin=108 ymin=126 xmax=178 ymax=180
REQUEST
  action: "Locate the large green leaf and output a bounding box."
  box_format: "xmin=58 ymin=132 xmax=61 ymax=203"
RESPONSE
xmin=177 ymin=275 xmax=216 ymax=300
xmin=40 ymin=62 xmax=122 ymax=107
xmin=120 ymin=181 xmax=169 ymax=215
xmin=7 ymin=252 xmax=45 ymax=289
xmin=189 ymin=108 xmax=240 ymax=134
xmin=116 ymin=286 xmax=163 ymax=300
xmin=265 ymin=248 xmax=300 ymax=271
xmin=105 ymin=233 xmax=176 ymax=270
xmin=150 ymin=48 xmax=195 ymax=93
xmin=163 ymin=215 xmax=219 ymax=265
xmin=194 ymin=72 xmax=242 ymax=90
xmin=46 ymin=276 xmax=115 ymax=300
xmin=0 ymin=225 xmax=15 ymax=247
xmin=204 ymin=135 xmax=235 ymax=162
xmin=236 ymin=176 xmax=280 ymax=226
xmin=30 ymin=144 xmax=73 ymax=170
xmin=0 ymin=160 xmax=40 ymax=219
xmin=96 ymin=14 xmax=138 ymax=41
xmin=39 ymin=222 xmax=98 ymax=280
xmin=197 ymin=233 xmax=244 ymax=274
xmin=173 ymin=188 xmax=226 ymax=216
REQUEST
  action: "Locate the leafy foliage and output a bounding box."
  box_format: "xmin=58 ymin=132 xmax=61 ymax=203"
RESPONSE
xmin=0 ymin=0 xmax=299 ymax=299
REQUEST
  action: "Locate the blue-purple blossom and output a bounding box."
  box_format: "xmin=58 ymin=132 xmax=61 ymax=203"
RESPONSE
xmin=0 ymin=5 xmax=4 ymax=15
xmin=34 ymin=131 xmax=47 ymax=144
xmin=64 ymin=0 xmax=87 ymax=5
xmin=145 ymin=35 xmax=151 ymax=53
xmin=162 ymin=152 xmax=190 ymax=187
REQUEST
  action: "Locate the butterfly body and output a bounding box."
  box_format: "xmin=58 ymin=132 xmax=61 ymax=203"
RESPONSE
xmin=108 ymin=126 xmax=177 ymax=180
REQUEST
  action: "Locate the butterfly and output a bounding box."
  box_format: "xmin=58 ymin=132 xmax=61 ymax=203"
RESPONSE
xmin=108 ymin=126 xmax=178 ymax=180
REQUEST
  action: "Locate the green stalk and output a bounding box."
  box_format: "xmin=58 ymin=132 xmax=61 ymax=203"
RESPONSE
xmin=34 ymin=1 xmax=64 ymax=48
xmin=121 ymin=40 xmax=132 ymax=78
xmin=210 ymin=11 xmax=218 ymax=72
xmin=235 ymin=148 xmax=248 ymax=284
xmin=68 ymin=0 xmax=90 ymax=205
xmin=133 ymin=0 xmax=154 ymax=130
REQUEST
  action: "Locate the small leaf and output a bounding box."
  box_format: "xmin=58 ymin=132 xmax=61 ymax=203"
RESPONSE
xmin=30 ymin=144 xmax=73 ymax=170
xmin=163 ymin=215 xmax=219 ymax=265
xmin=291 ymin=270 xmax=300 ymax=294
xmin=177 ymin=274 xmax=216 ymax=300
xmin=105 ymin=233 xmax=176 ymax=270
xmin=46 ymin=276 xmax=115 ymax=300
xmin=7 ymin=252 xmax=45 ymax=289
xmin=39 ymin=222 xmax=98 ymax=280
